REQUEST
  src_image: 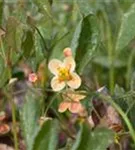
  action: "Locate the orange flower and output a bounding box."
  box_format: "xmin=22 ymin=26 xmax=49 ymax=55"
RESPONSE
xmin=48 ymin=57 xmax=81 ymax=91
xmin=28 ymin=73 xmax=38 ymax=83
xmin=58 ymin=90 xmax=86 ymax=113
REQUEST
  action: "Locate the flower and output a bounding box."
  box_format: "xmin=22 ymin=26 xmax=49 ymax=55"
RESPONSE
xmin=63 ymin=47 xmax=72 ymax=57
xmin=48 ymin=56 xmax=81 ymax=91
xmin=0 ymin=124 xmax=10 ymax=135
xmin=59 ymin=101 xmax=82 ymax=113
xmin=28 ymin=73 xmax=38 ymax=83
xmin=58 ymin=90 xmax=86 ymax=113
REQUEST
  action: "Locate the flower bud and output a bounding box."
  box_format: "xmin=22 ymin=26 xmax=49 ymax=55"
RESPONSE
xmin=63 ymin=47 xmax=72 ymax=57
xmin=28 ymin=73 xmax=38 ymax=83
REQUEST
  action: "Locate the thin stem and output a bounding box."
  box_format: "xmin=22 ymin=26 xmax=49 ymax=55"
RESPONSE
xmin=50 ymin=32 xmax=69 ymax=49
xmin=126 ymin=49 xmax=135 ymax=89
xmin=118 ymin=142 xmax=122 ymax=150
xmin=52 ymin=109 xmax=76 ymax=140
xmin=115 ymin=91 xmax=135 ymax=99
xmin=5 ymin=86 xmax=19 ymax=150
xmin=11 ymin=99 xmax=19 ymax=150
xmin=126 ymin=99 xmax=135 ymax=115
xmin=44 ymin=93 xmax=58 ymax=117
xmin=103 ymin=12 xmax=115 ymax=94
xmin=0 ymin=37 xmax=6 ymax=65
xmin=34 ymin=26 xmax=48 ymax=53
xmin=92 ymin=106 xmax=101 ymax=121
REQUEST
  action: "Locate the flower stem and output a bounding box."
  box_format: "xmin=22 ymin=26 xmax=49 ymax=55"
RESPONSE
xmin=44 ymin=93 xmax=58 ymax=117
xmin=126 ymin=49 xmax=135 ymax=89
xmin=6 ymin=88 xmax=18 ymax=150
xmin=103 ymin=12 xmax=115 ymax=94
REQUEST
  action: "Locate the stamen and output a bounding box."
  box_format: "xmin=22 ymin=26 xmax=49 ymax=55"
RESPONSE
xmin=58 ymin=67 xmax=72 ymax=81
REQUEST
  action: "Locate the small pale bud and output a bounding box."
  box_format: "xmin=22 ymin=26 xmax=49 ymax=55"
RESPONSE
xmin=63 ymin=47 xmax=72 ymax=57
xmin=28 ymin=73 xmax=38 ymax=83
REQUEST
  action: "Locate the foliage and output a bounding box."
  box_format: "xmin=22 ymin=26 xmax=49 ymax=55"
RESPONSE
xmin=0 ymin=0 xmax=135 ymax=150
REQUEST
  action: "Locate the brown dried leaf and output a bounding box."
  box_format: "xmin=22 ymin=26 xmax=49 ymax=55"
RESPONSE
xmin=91 ymin=86 xmax=123 ymax=132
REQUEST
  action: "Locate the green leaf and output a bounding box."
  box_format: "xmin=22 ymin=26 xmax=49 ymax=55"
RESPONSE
xmin=48 ymin=0 xmax=53 ymax=5
xmin=0 ymin=1 xmax=3 ymax=25
xmin=70 ymin=20 xmax=82 ymax=57
xmin=0 ymin=67 xmax=11 ymax=88
xmin=113 ymin=84 xmax=127 ymax=112
xmin=93 ymin=56 xmax=126 ymax=68
xmin=114 ymin=84 xmax=125 ymax=97
xmin=130 ymin=71 xmax=135 ymax=91
xmin=76 ymin=0 xmax=93 ymax=16
xmin=5 ymin=16 xmax=19 ymax=51
xmin=22 ymin=30 xmax=34 ymax=58
xmin=4 ymin=16 xmax=24 ymax=65
xmin=49 ymin=31 xmax=72 ymax=60
xmin=33 ymin=119 xmax=59 ymax=150
xmin=72 ymin=124 xmax=114 ymax=150
xmin=116 ymin=3 xmax=135 ymax=51
xmin=71 ymin=14 xmax=99 ymax=74
xmin=33 ymin=0 xmax=52 ymax=17
xmin=20 ymin=89 xmax=41 ymax=150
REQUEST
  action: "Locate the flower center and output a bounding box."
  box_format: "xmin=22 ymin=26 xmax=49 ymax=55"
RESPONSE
xmin=58 ymin=67 xmax=72 ymax=81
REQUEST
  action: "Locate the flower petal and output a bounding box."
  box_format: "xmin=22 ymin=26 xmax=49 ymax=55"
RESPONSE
xmin=51 ymin=77 xmax=65 ymax=91
xmin=73 ymin=94 xmax=86 ymax=101
xmin=67 ymin=73 xmax=81 ymax=89
xmin=58 ymin=102 xmax=70 ymax=113
xmin=64 ymin=56 xmax=75 ymax=72
xmin=48 ymin=59 xmax=63 ymax=75
xmin=78 ymin=106 xmax=88 ymax=117
xmin=66 ymin=91 xmax=86 ymax=102
xmin=69 ymin=102 xmax=82 ymax=113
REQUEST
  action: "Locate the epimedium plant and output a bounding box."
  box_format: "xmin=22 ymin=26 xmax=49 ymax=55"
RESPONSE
xmin=0 ymin=0 xmax=135 ymax=150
